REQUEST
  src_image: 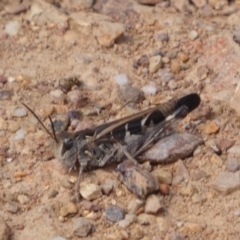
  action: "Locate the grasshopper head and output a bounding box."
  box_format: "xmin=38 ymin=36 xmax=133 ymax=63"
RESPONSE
xmin=22 ymin=103 xmax=79 ymax=170
xmin=54 ymin=131 xmax=79 ymax=169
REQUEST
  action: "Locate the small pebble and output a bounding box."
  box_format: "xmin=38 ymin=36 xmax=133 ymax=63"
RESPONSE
xmin=144 ymin=133 xmax=203 ymax=164
xmin=81 ymin=200 xmax=98 ymax=211
xmin=166 ymin=50 xmax=178 ymax=59
xmin=12 ymin=108 xmax=27 ymax=117
xmin=145 ymin=194 xmax=163 ymax=214
xmin=119 ymin=214 xmax=137 ymax=228
xmin=216 ymin=138 xmax=235 ymax=152
xmin=96 ymin=21 xmax=124 ymax=48
xmin=141 ymin=85 xmax=157 ymax=95
xmin=67 ymin=90 xmax=83 ymax=108
xmin=188 ymin=30 xmax=199 ymax=40
xmin=157 ymin=1 xmax=170 ymax=7
xmin=178 ymin=52 xmax=189 ymax=62
xmin=105 ymin=206 xmax=125 ymax=222
xmin=80 ymin=182 xmax=102 ymax=201
xmin=159 ymin=184 xmax=170 ymax=196
xmin=212 ymin=171 xmax=240 ymax=195
xmin=116 ymin=160 xmax=158 ymax=198
xmin=149 ymin=55 xmax=162 ymax=73
xmin=14 ymin=129 xmax=26 ymax=141
xmin=29 ymin=4 xmax=44 ymax=20
xmin=125 ymin=214 xmax=137 ymax=223
xmin=5 ymin=1 xmax=29 ymax=14
xmin=228 ymin=145 xmax=240 ymax=155
xmin=6 ymin=158 xmax=13 ymax=163
xmin=210 ymin=153 xmax=223 ymax=167
xmin=5 ymin=202 xmax=20 ymax=214
xmin=129 ymin=225 xmax=143 ymax=240
xmin=233 ymin=210 xmax=240 ymax=217
xmin=8 ymin=120 xmax=20 ymax=133
xmin=137 ymin=213 xmax=156 ymax=225
xmin=115 ymin=74 xmax=129 ymax=85
xmin=176 ymin=221 xmax=184 ymax=228
xmin=156 ymin=31 xmax=169 ymax=42
xmin=0 ymin=76 xmax=7 ymax=84
xmin=118 ymin=84 xmax=144 ymax=104
xmin=162 ymin=57 xmax=170 ymax=64
xmin=52 ymin=237 xmax=66 ymax=240
xmin=156 ymin=217 xmax=171 ymax=233
xmin=70 ymin=119 xmax=80 ymax=129
xmin=233 ymin=31 xmax=240 ymax=44
xmin=181 ymin=222 xmax=203 ymax=233
xmin=0 ymin=90 xmax=13 ymax=100
xmin=118 ymin=219 xmax=131 ymax=228
xmin=48 ymin=189 xmax=59 ymax=199
xmin=73 ymin=217 xmax=95 ymax=237
xmin=151 ymin=169 xmax=172 ymax=185
xmin=133 ymin=55 xmax=149 ymax=68
xmin=181 ymin=183 xmax=197 ymax=197
xmin=171 ymin=60 xmax=181 ymax=74
xmin=191 ymin=0 xmax=207 ymax=8
xmin=127 ymin=198 xmax=144 ymax=214
xmin=172 ymin=160 xmax=190 ymax=185
xmin=161 ymin=72 xmax=174 ymax=82
xmin=226 ymin=158 xmax=240 ymax=172
xmin=137 ymin=0 xmax=161 ymax=4
xmin=190 ymin=106 xmax=210 ymax=120
xmin=59 ymin=202 xmax=78 ymax=217
xmin=60 ymin=178 xmax=73 ymax=189
xmin=101 ymin=179 xmax=116 ymax=195
xmin=205 ymin=120 xmax=220 ymax=134
xmin=17 ymin=194 xmax=30 ymax=204
xmin=192 ymin=193 xmax=206 ymax=204
xmin=211 ymin=0 xmax=227 ymax=10
xmin=7 ymin=76 xmax=15 ymax=82
xmin=192 ymin=170 xmax=207 ymax=181
xmin=168 ymin=80 xmax=178 ymax=90
xmin=14 ymin=171 xmax=27 ymax=178
xmin=50 ymin=89 xmax=63 ymax=98
xmin=5 ymin=20 xmax=21 ymax=36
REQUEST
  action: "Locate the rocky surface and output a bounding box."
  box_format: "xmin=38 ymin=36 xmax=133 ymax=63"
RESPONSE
xmin=1 ymin=0 xmax=240 ymax=239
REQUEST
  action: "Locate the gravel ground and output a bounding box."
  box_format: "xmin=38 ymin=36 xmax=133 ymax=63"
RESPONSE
xmin=1 ymin=0 xmax=240 ymax=239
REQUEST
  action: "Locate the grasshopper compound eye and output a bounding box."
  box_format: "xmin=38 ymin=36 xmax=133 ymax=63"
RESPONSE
xmin=61 ymin=138 xmax=74 ymax=155
xmin=63 ymin=138 xmax=73 ymax=150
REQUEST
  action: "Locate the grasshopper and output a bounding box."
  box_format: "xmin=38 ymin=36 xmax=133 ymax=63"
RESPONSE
xmin=23 ymin=93 xmax=201 ymax=200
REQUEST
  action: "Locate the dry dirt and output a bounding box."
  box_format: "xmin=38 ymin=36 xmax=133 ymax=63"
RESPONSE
xmin=1 ymin=0 xmax=240 ymax=239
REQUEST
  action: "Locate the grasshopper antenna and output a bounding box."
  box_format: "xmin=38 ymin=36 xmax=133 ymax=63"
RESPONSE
xmin=48 ymin=114 xmax=58 ymax=143
xmin=21 ymin=102 xmax=58 ymax=143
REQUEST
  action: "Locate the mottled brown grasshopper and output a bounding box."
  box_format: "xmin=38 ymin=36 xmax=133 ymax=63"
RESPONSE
xmin=23 ymin=93 xmax=201 ymax=200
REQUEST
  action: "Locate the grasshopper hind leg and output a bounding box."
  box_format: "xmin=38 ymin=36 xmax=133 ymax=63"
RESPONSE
xmin=73 ymin=160 xmax=88 ymax=202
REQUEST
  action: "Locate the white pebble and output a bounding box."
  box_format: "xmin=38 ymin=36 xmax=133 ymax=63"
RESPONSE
xmin=17 ymin=194 xmax=30 ymax=204
xmin=8 ymin=76 xmax=16 ymax=82
xmin=50 ymin=89 xmax=63 ymax=98
xmin=6 ymin=158 xmax=13 ymax=163
xmin=5 ymin=20 xmax=21 ymax=36
xmin=141 ymin=85 xmax=157 ymax=95
xmin=14 ymin=129 xmax=26 ymax=141
xmin=29 ymin=4 xmax=44 ymax=19
xmin=118 ymin=219 xmax=131 ymax=228
xmin=115 ymin=74 xmax=129 ymax=85
xmin=13 ymin=108 xmax=27 ymax=117
xmin=176 ymin=221 xmax=184 ymax=227
xmin=233 ymin=210 xmax=240 ymax=217
xmin=188 ymin=30 xmax=199 ymax=40
xmin=52 ymin=237 xmax=66 ymax=240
